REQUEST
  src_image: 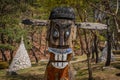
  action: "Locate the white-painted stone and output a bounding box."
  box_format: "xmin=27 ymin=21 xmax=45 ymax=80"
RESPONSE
xmin=8 ymin=37 xmax=31 ymax=72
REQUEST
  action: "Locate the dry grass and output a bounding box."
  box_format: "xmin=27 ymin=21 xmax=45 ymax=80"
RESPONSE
xmin=0 ymin=55 xmax=120 ymax=80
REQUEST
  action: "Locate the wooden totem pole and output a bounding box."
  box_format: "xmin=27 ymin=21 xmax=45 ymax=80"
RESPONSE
xmin=44 ymin=7 xmax=76 ymax=80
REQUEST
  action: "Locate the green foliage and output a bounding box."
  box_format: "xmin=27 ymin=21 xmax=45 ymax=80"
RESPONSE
xmin=74 ymin=45 xmax=80 ymax=50
xmin=0 ymin=44 xmax=15 ymax=50
xmin=89 ymin=0 xmax=100 ymax=3
xmin=0 ymin=0 xmax=34 ymax=52
xmin=0 ymin=0 xmax=119 ymax=62
xmin=24 ymin=38 xmax=32 ymax=50
xmin=97 ymin=32 xmax=106 ymax=41
xmin=98 ymin=35 xmax=106 ymax=41
xmin=74 ymin=40 xmax=80 ymax=50
xmin=0 ymin=61 xmax=9 ymax=69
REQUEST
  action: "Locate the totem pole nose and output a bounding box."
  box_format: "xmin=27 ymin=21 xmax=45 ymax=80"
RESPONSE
xmin=59 ymin=35 xmax=64 ymax=47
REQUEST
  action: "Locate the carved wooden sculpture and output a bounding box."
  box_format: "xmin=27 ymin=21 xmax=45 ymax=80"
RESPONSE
xmin=22 ymin=7 xmax=107 ymax=80
xmin=44 ymin=7 xmax=76 ymax=80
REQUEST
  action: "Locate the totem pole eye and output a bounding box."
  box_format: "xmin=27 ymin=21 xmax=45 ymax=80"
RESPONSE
xmin=66 ymin=31 xmax=70 ymax=36
xmin=64 ymin=30 xmax=70 ymax=41
xmin=52 ymin=29 xmax=59 ymax=40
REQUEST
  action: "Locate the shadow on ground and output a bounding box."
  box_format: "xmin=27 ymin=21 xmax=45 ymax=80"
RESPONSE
xmin=2 ymin=73 xmax=44 ymax=80
xmin=112 ymin=62 xmax=120 ymax=69
xmin=116 ymin=73 xmax=120 ymax=77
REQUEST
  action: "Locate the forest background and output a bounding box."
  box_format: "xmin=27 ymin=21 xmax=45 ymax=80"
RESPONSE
xmin=0 ymin=0 xmax=120 ymax=80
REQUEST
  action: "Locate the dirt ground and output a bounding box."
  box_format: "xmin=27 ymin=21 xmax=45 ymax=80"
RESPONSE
xmin=0 ymin=54 xmax=120 ymax=80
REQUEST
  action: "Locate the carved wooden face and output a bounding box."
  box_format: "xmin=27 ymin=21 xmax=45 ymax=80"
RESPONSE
xmin=47 ymin=19 xmax=76 ymax=49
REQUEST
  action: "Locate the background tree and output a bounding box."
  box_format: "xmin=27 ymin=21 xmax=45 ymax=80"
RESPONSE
xmin=0 ymin=0 xmax=34 ymax=62
xmin=0 ymin=0 xmax=120 ymax=79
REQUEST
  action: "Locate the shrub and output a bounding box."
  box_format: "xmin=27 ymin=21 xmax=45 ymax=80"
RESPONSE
xmin=0 ymin=61 xmax=9 ymax=69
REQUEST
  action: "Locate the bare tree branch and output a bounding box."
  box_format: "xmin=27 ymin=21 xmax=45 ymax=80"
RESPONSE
xmin=115 ymin=0 xmax=119 ymax=14
xmin=86 ymin=0 xmax=115 ymax=16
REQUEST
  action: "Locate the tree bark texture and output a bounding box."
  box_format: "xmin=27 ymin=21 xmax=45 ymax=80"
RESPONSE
xmin=105 ymin=17 xmax=112 ymax=66
xmin=84 ymin=30 xmax=93 ymax=80
xmin=0 ymin=49 xmax=8 ymax=61
xmin=105 ymin=30 xmax=112 ymax=66
xmin=31 ymin=48 xmax=38 ymax=63
xmin=94 ymin=34 xmax=98 ymax=63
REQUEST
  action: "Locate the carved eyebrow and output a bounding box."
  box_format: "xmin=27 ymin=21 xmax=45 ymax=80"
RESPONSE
xmin=52 ymin=19 xmax=73 ymax=24
xmin=54 ymin=24 xmax=59 ymax=29
xmin=55 ymin=23 xmax=72 ymax=29
xmin=52 ymin=20 xmax=72 ymax=30
xmin=62 ymin=23 xmax=72 ymax=29
xmin=66 ymin=23 xmax=72 ymax=27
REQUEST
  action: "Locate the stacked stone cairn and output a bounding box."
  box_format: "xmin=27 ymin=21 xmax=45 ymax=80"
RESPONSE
xmin=7 ymin=37 xmax=31 ymax=75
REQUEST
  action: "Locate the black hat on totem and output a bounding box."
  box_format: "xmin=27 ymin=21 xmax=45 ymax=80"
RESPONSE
xmin=49 ymin=7 xmax=75 ymax=20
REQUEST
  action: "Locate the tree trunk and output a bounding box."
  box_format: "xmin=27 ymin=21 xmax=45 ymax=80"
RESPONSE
xmin=9 ymin=50 xmax=13 ymax=63
xmin=84 ymin=30 xmax=93 ymax=80
xmin=91 ymin=41 xmax=95 ymax=59
xmin=78 ymin=29 xmax=85 ymax=55
xmin=1 ymin=33 xmax=5 ymax=44
xmin=31 ymin=48 xmax=38 ymax=63
xmin=105 ymin=32 xmax=111 ymax=66
xmin=113 ymin=17 xmax=119 ymax=50
xmin=91 ymin=51 xmax=95 ymax=59
xmin=8 ymin=37 xmax=14 ymax=63
xmin=39 ymin=29 xmax=42 ymax=50
xmin=105 ymin=17 xmax=111 ymax=66
xmin=87 ymin=54 xmax=93 ymax=80
xmin=94 ymin=34 xmax=98 ymax=63
xmin=0 ymin=49 xmax=8 ymax=61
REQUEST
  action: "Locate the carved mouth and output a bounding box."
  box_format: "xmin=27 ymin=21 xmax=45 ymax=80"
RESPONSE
xmin=48 ymin=47 xmax=72 ymax=54
xmin=48 ymin=47 xmax=72 ymax=69
xmin=51 ymin=62 xmax=68 ymax=69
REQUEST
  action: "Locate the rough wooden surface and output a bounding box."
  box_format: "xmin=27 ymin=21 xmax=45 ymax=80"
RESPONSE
xmin=44 ymin=53 xmax=75 ymax=80
xmin=22 ymin=19 xmax=107 ymax=30
xmin=45 ymin=63 xmax=75 ymax=80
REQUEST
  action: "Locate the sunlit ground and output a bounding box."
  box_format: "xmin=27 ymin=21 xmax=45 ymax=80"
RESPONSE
xmin=0 ymin=54 xmax=120 ymax=80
